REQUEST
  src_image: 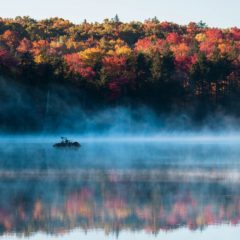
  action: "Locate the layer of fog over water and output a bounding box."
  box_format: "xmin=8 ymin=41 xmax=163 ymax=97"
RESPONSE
xmin=1 ymin=136 xmax=240 ymax=172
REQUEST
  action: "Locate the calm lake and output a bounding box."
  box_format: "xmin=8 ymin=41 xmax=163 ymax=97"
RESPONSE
xmin=0 ymin=138 xmax=240 ymax=239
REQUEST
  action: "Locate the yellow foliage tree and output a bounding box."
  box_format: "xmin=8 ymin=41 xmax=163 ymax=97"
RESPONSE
xmin=79 ymin=47 xmax=104 ymax=66
xmin=195 ymin=33 xmax=206 ymax=42
xmin=115 ymin=45 xmax=132 ymax=57
xmin=34 ymin=54 xmax=44 ymax=64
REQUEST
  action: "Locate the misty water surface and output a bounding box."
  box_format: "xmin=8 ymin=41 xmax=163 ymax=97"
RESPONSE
xmin=1 ymin=137 xmax=240 ymax=170
xmin=0 ymin=137 xmax=240 ymax=239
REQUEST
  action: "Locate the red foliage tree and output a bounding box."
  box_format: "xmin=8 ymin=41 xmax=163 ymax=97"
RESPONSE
xmin=166 ymin=32 xmax=181 ymax=44
xmin=1 ymin=30 xmax=20 ymax=51
xmin=64 ymin=53 xmax=96 ymax=79
xmin=205 ymin=29 xmax=223 ymax=42
xmin=17 ymin=38 xmax=32 ymax=53
xmin=0 ymin=47 xmax=18 ymax=67
xmin=102 ymin=55 xmax=135 ymax=99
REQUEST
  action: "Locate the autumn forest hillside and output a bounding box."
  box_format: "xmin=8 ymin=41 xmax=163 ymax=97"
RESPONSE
xmin=0 ymin=16 xmax=240 ymax=132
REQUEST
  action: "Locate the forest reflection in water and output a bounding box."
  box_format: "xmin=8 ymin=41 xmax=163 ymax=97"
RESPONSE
xmin=0 ymin=141 xmax=240 ymax=239
xmin=0 ymin=176 xmax=240 ymax=237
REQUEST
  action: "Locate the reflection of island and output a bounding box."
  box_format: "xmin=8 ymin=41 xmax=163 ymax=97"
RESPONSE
xmin=0 ymin=176 xmax=240 ymax=236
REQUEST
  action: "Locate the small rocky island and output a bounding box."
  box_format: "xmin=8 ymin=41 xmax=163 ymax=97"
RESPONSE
xmin=53 ymin=137 xmax=81 ymax=148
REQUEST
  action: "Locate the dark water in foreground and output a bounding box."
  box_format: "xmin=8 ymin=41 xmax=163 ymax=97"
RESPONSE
xmin=0 ymin=139 xmax=240 ymax=239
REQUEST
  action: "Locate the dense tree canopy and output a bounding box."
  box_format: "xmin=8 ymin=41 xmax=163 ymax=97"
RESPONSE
xmin=0 ymin=17 xmax=240 ymax=131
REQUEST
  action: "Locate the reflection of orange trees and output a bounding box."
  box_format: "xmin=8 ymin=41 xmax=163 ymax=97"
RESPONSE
xmin=33 ymin=200 xmax=43 ymax=220
xmin=104 ymin=197 xmax=131 ymax=219
xmin=1 ymin=182 xmax=240 ymax=235
xmin=50 ymin=185 xmax=240 ymax=233
xmin=0 ymin=211 xmax=12 ymax=232
xmin=136 ymin=206 xmax=153 ymax=221
xmin=66 ymin=188 xmax=93 ymax=220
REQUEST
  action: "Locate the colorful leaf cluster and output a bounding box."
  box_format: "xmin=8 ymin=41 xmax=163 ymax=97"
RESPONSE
xmin=0 ymin=179 xmax=240 ymax=235
xmin=0 ymin=16 xmax=240 ymax=111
